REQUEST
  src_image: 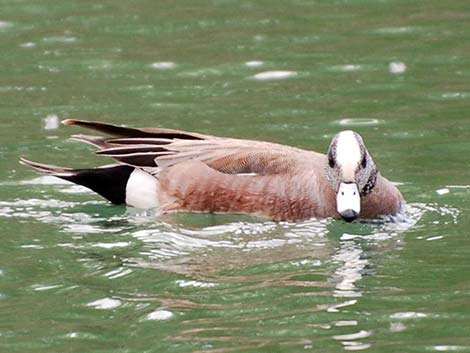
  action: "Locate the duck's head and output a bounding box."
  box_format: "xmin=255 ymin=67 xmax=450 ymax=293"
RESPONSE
xmin=325 ymin=130 xmax=378 ymax=222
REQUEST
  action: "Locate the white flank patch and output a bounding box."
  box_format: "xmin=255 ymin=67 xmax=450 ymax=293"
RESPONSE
xmin=336 ymin=131 xmax=361 ymax=181
xmin=125 ymin=169 xmax=159 ymax=209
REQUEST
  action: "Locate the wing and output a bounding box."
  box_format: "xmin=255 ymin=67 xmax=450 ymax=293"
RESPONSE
xmin=65 ymin=119 xmax=323 ymax=175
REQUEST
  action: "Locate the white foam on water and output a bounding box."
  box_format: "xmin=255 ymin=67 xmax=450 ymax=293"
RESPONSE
xmin=92 ymin=242 xmax=130 ymax=249
xmin=104 ymin=267 xmax=133 ymax=279
xmin=32 ymin=284 xmax=62 ymax=291
xmin=18 ymin=176 xmax=72 ymax=185
xmin=441 ymin=92 xmax=470 ymax=99
xmin=342 ymin=341 xmax=372 ymax=351
xmin=389 ymin=322 xmax=407 ymax=332
xmin=373 ymin=26 xmax=418 ymax=34
xmin=44 ymin=114 xmax=59 ymax=130
xmin=335 ymin=320 xmax=358 ymax=327
xmin=390 ymin=311 xmax=427 ymax=319
xmin=0 ymin=20 xmax=13 ymax=29
xmin=146 ymin=309 xmax=174 ymax=321
xmin=87 ymin=298 xmax=121 ymax=310
xmin=436 ymin=188 xmax=450 ymax=195
xmin=43 ymin=35 xmax=77 ymax=43
xmin=426 ymin=235 xmax=444 ymax=241
xmin=245 ymin=60 xmax=264 ymax=68
xmin=151 ymin=62 xmax=176 ymax=70
xmin=20 ymin=42 xmax=36 ymax=48
xmin=252 ymin=70 xmax=297 ymax=80
xmin=20 ymin=244 xmax=44 ymax=249
xmin=327 ymin=299 xmax=357 ymax=313
xmin=333 ymin=330 xmax=371 ymax=340
xmin=176 ymin=280 xmax=216 ymax=288
xmin=64 ymin=224 xmax=123 ymax=234
xmin=389 ymin=61 xmax=407 ymax=74
xmin=434 ymin=346 xmax=467 ymax=351
xmin=331 ymin=64 xmax=362 ymax=72
xmin=337 ymin=118 xmax=383 ymax=126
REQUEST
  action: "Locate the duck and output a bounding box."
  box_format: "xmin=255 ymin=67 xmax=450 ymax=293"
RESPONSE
xmin=20 ymin=119 xmax=404 ymax=222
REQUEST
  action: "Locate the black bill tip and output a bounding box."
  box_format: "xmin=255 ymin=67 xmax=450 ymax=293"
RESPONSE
xmin=339 ymin=209 xmax=359 ymax=223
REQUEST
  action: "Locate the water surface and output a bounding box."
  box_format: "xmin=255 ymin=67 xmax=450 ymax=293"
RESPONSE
xmin=1 ymin=1 xmax=470 ymax=352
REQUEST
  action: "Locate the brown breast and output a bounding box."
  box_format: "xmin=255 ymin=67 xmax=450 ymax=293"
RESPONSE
xmin=157 ymin=161 xmax=403 ymax=221
xmin=158 ymin=161 xmax=337 ymax=221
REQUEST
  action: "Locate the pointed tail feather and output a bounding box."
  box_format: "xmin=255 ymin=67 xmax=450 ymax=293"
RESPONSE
xmin=20 ymin=158 xmax=134 ymax=204
xmin=63 ymin=119 xmax=207 ymax=140
xmin=19 ymin=158 xmax=76 ymax=176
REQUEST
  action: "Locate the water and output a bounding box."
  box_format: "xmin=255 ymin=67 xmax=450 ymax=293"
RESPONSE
xmin=1 ymin=0 xmax=470 ymax=352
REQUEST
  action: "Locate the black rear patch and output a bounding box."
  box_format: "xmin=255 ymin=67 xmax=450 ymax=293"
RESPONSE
xmin=59 ymin=165 xmax=134 ymax=204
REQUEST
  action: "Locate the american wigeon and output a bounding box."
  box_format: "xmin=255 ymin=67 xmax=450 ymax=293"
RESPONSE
xmin=20 ymin=119 xmax=404 ymax=222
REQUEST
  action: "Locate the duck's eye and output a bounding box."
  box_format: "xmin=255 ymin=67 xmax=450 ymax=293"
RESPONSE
xmin=328 ymin=154 xmax=335 ymax=168
xmin=361 ymin=155 xmax=367 ymax=169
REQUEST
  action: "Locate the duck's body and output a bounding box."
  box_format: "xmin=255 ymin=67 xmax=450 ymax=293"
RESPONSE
xmin=20 ymin=119 xmax=404 ymax=222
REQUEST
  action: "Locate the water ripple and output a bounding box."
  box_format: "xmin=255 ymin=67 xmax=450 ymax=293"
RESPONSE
xmin=42 ymin=35 xmax=78 ymax=43
xmin=252 ymin=70 xmax=297 ymax=80
xmin=0 ymin=20 xmax=13 ymax=29
xmin=87 ymin=298 xmax=121 ymax=310
xmin=335 ymin=118 xmax=383 ymax=127
xmin=151 ymin=62 xmax=176 ymax=70
xmin=146 ymin=309 xmax=174 ymax=320
xmin=245 ymin=60 xmax=264 ymax=68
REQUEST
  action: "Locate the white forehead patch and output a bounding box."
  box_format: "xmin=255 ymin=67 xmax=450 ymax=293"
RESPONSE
xmin=335 ymin=130 xmax=362 ymax=181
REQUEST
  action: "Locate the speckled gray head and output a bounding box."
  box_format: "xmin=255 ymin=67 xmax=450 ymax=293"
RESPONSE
xmin=325 ymin=130 xmax=378 ymax=222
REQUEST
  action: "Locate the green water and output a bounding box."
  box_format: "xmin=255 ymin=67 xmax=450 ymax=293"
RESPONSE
xmin=1 ymin=1 xmax=470 ymax=352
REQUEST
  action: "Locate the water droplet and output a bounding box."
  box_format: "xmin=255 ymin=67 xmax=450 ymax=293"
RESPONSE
xmin=44 ymin=114 xmax=59 ymax=130
xmin=389 ymin=61 xmax=407 ymax=74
